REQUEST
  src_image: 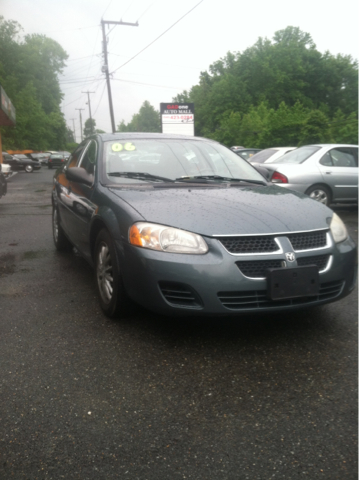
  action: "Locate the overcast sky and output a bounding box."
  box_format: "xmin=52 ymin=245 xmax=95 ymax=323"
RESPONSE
xmin=2 ymin=0 xmax=359 ymax=142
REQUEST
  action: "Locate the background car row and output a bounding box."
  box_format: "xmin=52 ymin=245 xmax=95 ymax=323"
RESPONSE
xmin=1 ymin=150 xmax=71 ymax=173
xmin=2 ymin=144 xmax=358 ymax=207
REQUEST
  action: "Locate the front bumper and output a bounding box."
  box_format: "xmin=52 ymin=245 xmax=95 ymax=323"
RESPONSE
xmin=118 ymin=235 xmax=357 ymax=316
xmin=2 ymin=170 xmax=17 ymax=179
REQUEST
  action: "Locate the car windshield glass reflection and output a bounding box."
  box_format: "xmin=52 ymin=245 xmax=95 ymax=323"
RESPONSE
xmin=104 ymin=140 xmax=264 ymax=184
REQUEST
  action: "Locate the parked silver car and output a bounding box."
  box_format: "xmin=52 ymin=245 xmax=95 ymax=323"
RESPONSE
xmin=263 ymin=144 xmax=358 ymax=205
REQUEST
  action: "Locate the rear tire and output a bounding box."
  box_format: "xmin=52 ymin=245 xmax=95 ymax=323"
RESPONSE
xmin=25 ymin=165 xmax=33 ymax=173
xmin=306 ymin=185 xmax=331 ymax=206
xmin=52 ymin=206 xmax=72 ymax=251
xmin=95 ymin=229 xmax=129 ymax=318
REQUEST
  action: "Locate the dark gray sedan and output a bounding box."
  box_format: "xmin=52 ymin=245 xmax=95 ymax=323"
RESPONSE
xmin=52 ymin=133 xmax=357 ymax=318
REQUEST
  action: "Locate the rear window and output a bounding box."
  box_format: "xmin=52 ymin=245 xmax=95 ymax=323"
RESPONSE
xmin=272 ymin=146 xmax=321 ymax=164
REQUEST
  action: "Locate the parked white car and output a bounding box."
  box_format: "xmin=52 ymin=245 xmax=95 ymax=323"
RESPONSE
xmin=250 ymin=147 xmax=296 ymax=165
xmin=0 ymin=162 xmax=15 ymax=179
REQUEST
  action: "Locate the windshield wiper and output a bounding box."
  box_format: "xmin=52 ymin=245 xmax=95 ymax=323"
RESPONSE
xmin=108 ymin=172 xmax=174 ymax=183
xmin=175 ymin=175 xmax=267 ymax=185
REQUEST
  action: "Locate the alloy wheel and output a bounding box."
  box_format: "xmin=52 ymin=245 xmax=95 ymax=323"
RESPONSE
xmin=96 ymin=242 xmax=114 ymax=304
xmin=308 ymin=189 xmax=329 ymax=205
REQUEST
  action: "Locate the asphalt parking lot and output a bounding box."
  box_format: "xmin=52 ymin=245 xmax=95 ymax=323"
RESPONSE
xmin=0 ymin=168 xmax=357 ymax=479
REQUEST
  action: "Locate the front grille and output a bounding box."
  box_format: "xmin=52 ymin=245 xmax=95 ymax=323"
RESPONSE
xmin=288 ymin=231 xmax=327 ymax=250
xmin=159 ymin=282 xmax=203 ymax=309
xmin=218 ymin=236 xmax=279 ymax=254
xmin=236 ymin=259 xmax=283 ymax=278
xmin=297 ymin=254 xmax=330 ymax=271
xmin=217 ymin=280 xmax=344 ymax=310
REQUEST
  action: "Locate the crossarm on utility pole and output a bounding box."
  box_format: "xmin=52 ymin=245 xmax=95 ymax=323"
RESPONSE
xmin=101 ymin=19 xmax=139 ymax=133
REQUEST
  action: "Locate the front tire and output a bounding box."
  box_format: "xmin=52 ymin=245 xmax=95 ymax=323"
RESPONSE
xmin=95 ymin=229 xmax=129 ymax=318
xmin=52 ymin=206 xmax=72 ymax=251
xmin=306 ymin=185 xmax=331 ymax=206
xmin=25 ymin=165 xmax=33 ymax=173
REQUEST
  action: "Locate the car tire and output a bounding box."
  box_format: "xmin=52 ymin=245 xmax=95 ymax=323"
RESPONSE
xmin=305 ymin=185 xmax=332 ymax=206
xmin=25 ymin=165 xmax=33 ymax=173
xmin=52 ymin=206 xmax=72 ymax=251
xmin=95 ymin=229 xmax=129 ymax=318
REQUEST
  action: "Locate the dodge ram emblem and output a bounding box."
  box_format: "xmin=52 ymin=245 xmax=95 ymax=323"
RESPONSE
xmin=285 ymin=252 xmax=296 ymax=262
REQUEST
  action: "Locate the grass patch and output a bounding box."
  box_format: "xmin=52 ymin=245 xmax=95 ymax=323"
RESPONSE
xmin=23 ymin=250 xmax=45 ymax=260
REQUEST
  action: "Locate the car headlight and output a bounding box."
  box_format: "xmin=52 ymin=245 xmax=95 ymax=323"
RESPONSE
xmin=129 ymin=222 xmax=208 ymax=254
xmin=330 ymin=213 xmax=348 ymax=243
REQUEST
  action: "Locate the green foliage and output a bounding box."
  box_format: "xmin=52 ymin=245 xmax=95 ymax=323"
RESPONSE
xmin=65 ymin=142 xmax=78 ymax=152
xmin=117 ymin=101 xmax=161 ymax=132
xmin=0 ymin=16 xmax=68 ymax=150
xmin=172 ymin=26 xmax=358 ymax=147
xmin=329 ymin=110 xmax=358 ymax=144
xmin=66 ymin=127 xmax=75 ymax=143
xmin=84 ymin=118 xmax=96 ymax=138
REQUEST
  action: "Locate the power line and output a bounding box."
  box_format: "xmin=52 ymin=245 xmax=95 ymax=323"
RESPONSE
xmin=112 ymin=77 xmax=188 ymax=90
xmin=136 ymin=1 xmax=157 ymax=21
xmin=110 ymin=0 xmax=204 ymax=75
xmin=82 ymin=91 xmax=96 ymax=134
xmin=92 ymin=81 xmax=108 ymax=116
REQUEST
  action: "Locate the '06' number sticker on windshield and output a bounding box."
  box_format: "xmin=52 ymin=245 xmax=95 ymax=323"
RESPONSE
xmin=112 ymin=142 xmax=136 ymax=152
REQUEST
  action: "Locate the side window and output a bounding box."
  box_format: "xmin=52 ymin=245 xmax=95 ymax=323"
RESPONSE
xmin=79 ymin=140 xmax=97 ymax=175
xmin=68 ymin=141 xmax=88 ymax=169
xmin=319 ymin=152 xmax=333 ymax=166
xmin=325 ymin=148 xmax=358 ymax=168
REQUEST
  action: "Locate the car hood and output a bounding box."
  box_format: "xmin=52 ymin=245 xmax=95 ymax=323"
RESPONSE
xmin=110 ymin=184 xmax=331 ymax=236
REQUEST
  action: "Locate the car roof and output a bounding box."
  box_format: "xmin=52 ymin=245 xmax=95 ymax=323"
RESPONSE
xmin=95 ymin=132 xmax=220 ymax=143
xmin=300 ymin=144 xmax=358 ymax=148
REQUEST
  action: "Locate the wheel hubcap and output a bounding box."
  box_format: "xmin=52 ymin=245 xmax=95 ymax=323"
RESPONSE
xmin=53 ymin=209 xmax=59 ymax=242
xmin=97 ymin=243 xmax=113 ymax=304
xmin=309 ymin=190 xmax=328 ymax=205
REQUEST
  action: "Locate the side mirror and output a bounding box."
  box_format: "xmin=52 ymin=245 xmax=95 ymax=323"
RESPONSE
xmin=66 ymin=167 xmax=94 ymax=186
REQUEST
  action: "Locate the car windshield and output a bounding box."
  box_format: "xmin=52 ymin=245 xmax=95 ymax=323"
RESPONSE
xmin=103 ymin=139 xmax=265 ymax=184
xmin=268 ymin=146 xmax=321 ymax=164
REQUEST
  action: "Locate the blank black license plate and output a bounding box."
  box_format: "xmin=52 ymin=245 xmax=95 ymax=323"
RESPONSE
xmin=267 ymin=266 xmax=319 ymax=300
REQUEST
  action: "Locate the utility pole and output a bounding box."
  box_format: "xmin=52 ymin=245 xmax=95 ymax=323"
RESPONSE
xmin=101 ymin=18 xmax=138 ymax=133
xmin=75 ymin=108 xmax=85 ymax=142
xmin=70 ymin=118 xmax=76 ymax=142
xmin=82 ymin=91 xmax=95 ymax=134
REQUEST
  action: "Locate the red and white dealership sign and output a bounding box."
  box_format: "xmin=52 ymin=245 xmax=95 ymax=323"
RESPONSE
xmin=160 ymin=103 xmax=195 ymax=135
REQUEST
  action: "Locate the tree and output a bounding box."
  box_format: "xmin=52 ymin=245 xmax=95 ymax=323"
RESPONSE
xmin=172 ymin=26 xmax=358 ymax=143
xmin=117 ymin=101 xmax=160 ymax=132
xmin=0 ymin=16 xmax=68 ymax=150
xmin=84 ymin=118 xmax=96 ymax=138
xmin=299 ymin=110 xmax=331 ymax=145
xmin=66 ymin=126 xmax=75 ymax=143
